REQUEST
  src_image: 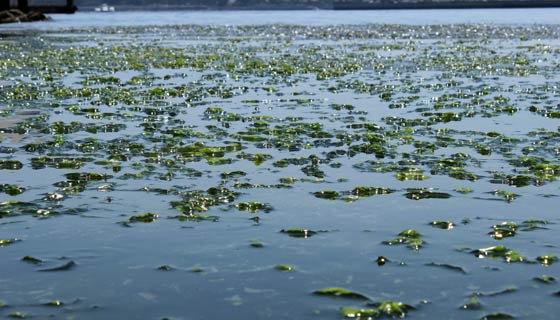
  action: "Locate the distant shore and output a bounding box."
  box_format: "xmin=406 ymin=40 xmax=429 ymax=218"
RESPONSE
xmin=78 ymin=5 xmax=325 ymax=11
xmin=75 ymin=0 xmax=560 ymax=12
xmin=333 ymin=0 xmax=560 ymax=10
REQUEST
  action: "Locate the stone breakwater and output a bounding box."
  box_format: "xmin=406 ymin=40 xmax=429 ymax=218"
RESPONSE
xmin=0 ymin=9 xmax=49 ymax=24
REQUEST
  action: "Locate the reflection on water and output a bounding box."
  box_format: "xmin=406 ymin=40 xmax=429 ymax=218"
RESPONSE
xmin=0 ymin=110 xmax=42 ymax=143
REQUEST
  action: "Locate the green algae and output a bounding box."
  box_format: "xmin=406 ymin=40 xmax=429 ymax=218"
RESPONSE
xmin=460 ymin=295 xmax=482 ymax=310
xmin=536 ymin=255 xmax=558 ymax=266
xmin=396 ymin=169 xmax=429 ymax=181
xmin=129 ymin=213 xmax=159 ymax=223
xmin=341 ymin=301 xmax=414 ymax=318
xmin=0 ymin=160 xmax=23 ymax=170
xmin=220 ymin=171 xmax=247 ymax=180
xmin=250 ymin=241 xmax=264 ymax=248
xmin=0 ymin=184 xmax=26 ymax=196
xmin=8 ymin=312 xmax=26 ymax=319
xmin=490 ymin=222 xmax=518 ymax=240
xmin=373 ymin=301 xmax=414 ymax=317
xmin=340 ymin=306 xmax=380 ymax=319
xmin=313 ymin=287 xmax=369 ymax=300
xmin=454 ymin=187 xmax=473 ymax=194
xmin=171 ymin=213 xmax=219 ymax=222
xmin=520 ymin=219 xmax=550 ymax=231
xmin=45 ymin=300 xmax=64 ymax=307
xmin=157 ymin=265 xmax=174 ymax=271
xmin=280 ymin=228 xmax=317 ymax=238
xmin=313 ymin=190 xmax=340 ymax=200
xmin=2 ymin=22 xmax=560 ymax=319
xmin=351 ymin=187 xmax=393 ymax=196
xmin=490 ymin=190 xmax=520 ymax=202
xmin=274 ymin=264 xmax=294 ymax=272
xmin=21 ymin=256 xmax=43 ymax=264
xmin=430 ymin=221 xmax=455 ymax=230
xmin=383 ymin=229 xmax=424 ymax=251
xmin=0 ymin=239 xmax=20 ymax=247
xmin=171 ymin=187 xmax=239 ymax=215
xmin=235 ymin=202 xmax=273 ymax=213
xmin=534 ymin=275 xmax=556 ymax=284
xmin=404 ymin=189 xmax=451 ymax=200
xmin=490 ymin=220 xmax=550 ymax=239
xmin=471 ymin=245 xmax=526 ymax=263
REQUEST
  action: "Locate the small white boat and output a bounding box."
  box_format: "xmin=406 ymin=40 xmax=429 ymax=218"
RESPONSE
xmin=94 ymin=3 xmax=115 ymax=12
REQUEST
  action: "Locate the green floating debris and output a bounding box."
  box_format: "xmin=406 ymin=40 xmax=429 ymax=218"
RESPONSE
xmin=471 ymin=246 xmax=526 ymax=263
xmin=491 ymin=190 xmax=519 ymax=202
xmin=520 ymin=219 xmax=549 ymax=231
xmin=536 ymin=255 xmax=558 ymax=266
xmin=235 ymin=202 xmax=273 ymax=213
xmin=396 ymin=170 xmax=429 ymax=181
xmin=491 ymin=220 xmax=549 ymax=239
xmin=64 ymin=172 xmax=111 ymax=182
xmin=0 ymin=238 xmax=20 ymax=247
xmin=405 ymin=189 xmax=451 ymax=200
xmin=313 ymin=287 xmax=369 ymax=300
xmin=21 ymin=256 xmax=42 ymax=264
xmin=157 ymin=265 xmax=174 ymax=271
xmin=534 ymin=275 xmax=556 ymax=284
xmin=250 ymin=242 xmax=264 ymax=248
xmin=279 ymin=177 xmax=297 ymax=184
xmin=490 ymin=222 xmax=518 ymax=239
xmin=504 ymin=175 xmax=533 ymax=187
xmin=129 ymin=212 xmax=159 ymax=223
xmin=430 ymin=221 xmax=455 ymax=230
xmin=171 ymin=187 xmax=238 ymax=215
xmin=38 ymin=260 xmax=76 ymax=272
xmin=460 ymin=295 xmax=482 ymax=310
xmin=0 ymin=184 xmax=26 ymax=196
xmin=0 ymin=160 xmax=23 ymax=170
xmin=382 ymin=229 xmax=424 ymax=251
xmin=343 ymin=301 xmax=415 ymax=319
xmin=45 ymin=300 xmax=63 ymax=307
xmin=8 ymin=312 xmax=26 ymax=319
xmin=374 ymin=301 xmax=414 ymax=317
xmin=313 ymin=190 xmax=340 ymax=200
xmin=454 ymin=187 xmax=473 ymax=194
xmin=220 ymin=171 xmax=247 ymax=179
xmin=351 ymin=186 xmax=393 ymax=197
xmin=172 ymin=213 xmax=219 ymax=222
xmin=280 ymin=228 xmax=317 ymax=238
xmin=274 ymin=264 xmax=294 ymax=272
xmin=340 ymin=306 xmax=379 ymax=319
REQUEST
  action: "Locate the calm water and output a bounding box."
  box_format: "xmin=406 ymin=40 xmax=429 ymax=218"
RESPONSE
xmin=1 ymin=9 xmax=560 ymax=320
xmin=0 ymin=8 xmax=559 ymax=30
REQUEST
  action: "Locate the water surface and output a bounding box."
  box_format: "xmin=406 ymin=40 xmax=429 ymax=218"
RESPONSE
xmin=1 ymin=10 xmax=560 ymax=320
